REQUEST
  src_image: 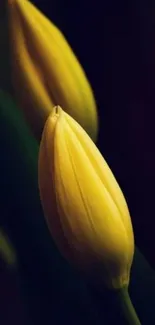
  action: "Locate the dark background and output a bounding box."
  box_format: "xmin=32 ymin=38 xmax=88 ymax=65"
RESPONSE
xmin=1 ymin=0 xmax=155 ymax=324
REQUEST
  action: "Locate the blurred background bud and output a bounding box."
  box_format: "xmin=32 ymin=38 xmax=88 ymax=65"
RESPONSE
xmin=38 ymin=106 xmax=134 ymax=290
xmin=8 ymin=0 xmax=98 ymax=141
xmin=0 ymin=228 xmax=17 ymax=268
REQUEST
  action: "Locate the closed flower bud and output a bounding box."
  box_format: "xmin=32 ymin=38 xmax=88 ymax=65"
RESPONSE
xmin=38 ymin=106 xmax=134 ymax=290
xmin=8 ymin=0 xmax=98 ymax=141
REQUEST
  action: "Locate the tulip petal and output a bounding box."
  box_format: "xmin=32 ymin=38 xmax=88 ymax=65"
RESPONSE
xmin=8 ymin=0 xmax=98 ymax=140
xmin=39 ymin=107 xmax=78 ymax=264
xmin=54 ymin=112 xmax=128 ymax=253
xmin=64 ymin=112 xmax=134 ymax=246
xmin=9 ymin=2 xmax=55 ymax=134
xmin=39 ymin=107 xmax=134 ymax=288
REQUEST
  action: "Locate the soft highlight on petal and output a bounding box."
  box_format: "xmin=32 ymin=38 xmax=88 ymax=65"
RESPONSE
xmin=64 ymin=112 xmax=133 ymax=245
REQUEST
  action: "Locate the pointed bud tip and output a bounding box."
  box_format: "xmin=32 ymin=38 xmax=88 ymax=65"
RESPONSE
xmin=52 ymin=105 xmax=62 ymax=116
xmin=48 ymin=105 xmax=63 ymax=121
xmin=42 ymin=105 xmax=63 ymax=137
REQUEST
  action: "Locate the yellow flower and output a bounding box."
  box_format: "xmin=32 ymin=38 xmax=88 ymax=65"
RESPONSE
xmin=38 ymin=106 xmax=134 ymax=290
xmin=8 ymin=0 xmax=98 ymax=141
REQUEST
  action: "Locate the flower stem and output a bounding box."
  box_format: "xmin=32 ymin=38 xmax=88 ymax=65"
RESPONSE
xmin=116 ymin=286 xmax=141 ymax=325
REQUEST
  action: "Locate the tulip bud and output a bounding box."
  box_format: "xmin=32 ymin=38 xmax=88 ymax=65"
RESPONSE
xmin=38 ymin=106 xmax=134 ymax=290
xmin=8 ymin=0 xmax=98 ymax=141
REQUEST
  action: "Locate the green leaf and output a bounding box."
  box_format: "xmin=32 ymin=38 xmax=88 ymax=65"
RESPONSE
xmin=0 ymin=89 xmax=154 ymax=324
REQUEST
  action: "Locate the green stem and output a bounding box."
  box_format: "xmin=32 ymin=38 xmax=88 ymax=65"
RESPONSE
xmin=116 ymin=286 xmax=141 ymax=325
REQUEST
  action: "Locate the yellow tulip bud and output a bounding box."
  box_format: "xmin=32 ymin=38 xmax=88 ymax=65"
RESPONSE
xmin=38 ymin=106 xmax=134 ymax=290
xmin=8 ymin=0 xmax=98 ymax=141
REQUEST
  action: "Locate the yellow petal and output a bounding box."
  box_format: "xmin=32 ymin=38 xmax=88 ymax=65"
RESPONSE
xmin=8 ymin=1 xmax=55 ymax=135
xmin=64 ymin=112 xmax=134 ymax=245
xmin=8 ymin=0 xmax=98 ymax=141
xmin=39 ymin=107 xmax=134 ymax=289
